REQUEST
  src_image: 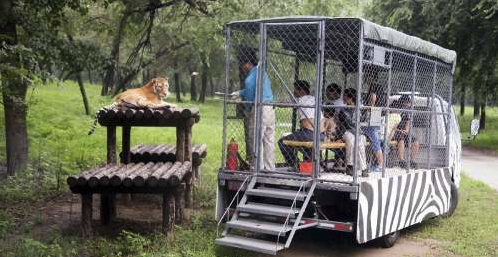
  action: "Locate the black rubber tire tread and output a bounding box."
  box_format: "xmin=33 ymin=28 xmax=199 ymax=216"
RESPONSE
xmin=442 ymin=182 xmax=459 ymax=218
xmin=378 ymin=230 xmax=400 ymax=248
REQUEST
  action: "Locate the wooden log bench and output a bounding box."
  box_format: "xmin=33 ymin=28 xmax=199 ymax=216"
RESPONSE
xmin=282 ymin=140 xmax=398 ymax=150
xmin=67 ymin=161 xmax=192 ymax=238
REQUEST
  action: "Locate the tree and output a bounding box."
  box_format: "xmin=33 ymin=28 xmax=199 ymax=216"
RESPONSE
xmin=368 ymin=0 xmax=498 ymax=128
xmin=0 ymin=0 xmax=89 ymax=176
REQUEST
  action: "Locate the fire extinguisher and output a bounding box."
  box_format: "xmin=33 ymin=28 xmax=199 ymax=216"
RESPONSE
xmin=226 ymin=138 xmax=238 ymax=170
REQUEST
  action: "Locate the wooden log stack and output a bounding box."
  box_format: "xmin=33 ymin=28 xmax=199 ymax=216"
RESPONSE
xmin=119 ymin=144 xmax=207 ymax=175
xmin=67 ymin=162 xmax=192 ymax=189
xmin=68 ymin=106 xmax=204 ymax=238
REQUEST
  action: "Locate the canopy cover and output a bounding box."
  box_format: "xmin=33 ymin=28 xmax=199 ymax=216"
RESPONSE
xmin=227 ymin=16 xmax=457 ymax=64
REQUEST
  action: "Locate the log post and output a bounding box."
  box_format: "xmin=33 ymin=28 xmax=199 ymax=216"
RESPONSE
xmin=184 ymin=123 xmax=192 ymax=162
xmin=162 ymin=191 xmax=175 ymax=235
xmin=122 ymin=126 xmax=132 ymax=203
xmin=81 ymin=192 xmax=93 ymax=238
xmin=100 ymin=193 xmax=111 ymax=225
xmin=105 ymin=127 xmax=117 ymax=222
xmin=122 ymin=126 xmax=131 ymax=164
xmin=175 ymin=184 xmax=185 ymax=224
xmin=176 ymin=125 xmax=186 ymax=162
xmin=107 ymin=126 xmax=116 ymax=164
xmin=184 ymin=174 xmax=193 ymax=208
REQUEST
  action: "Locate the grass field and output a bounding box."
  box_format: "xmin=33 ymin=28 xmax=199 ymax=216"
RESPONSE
xmin=0 ymin=81 xmax=497 ymax=257
xmin=457 ymin=106 xmax=498 ymax=153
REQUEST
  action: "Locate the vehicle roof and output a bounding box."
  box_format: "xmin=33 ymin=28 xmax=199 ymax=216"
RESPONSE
xmin=227 ymin=16 xmax=456 ymax=64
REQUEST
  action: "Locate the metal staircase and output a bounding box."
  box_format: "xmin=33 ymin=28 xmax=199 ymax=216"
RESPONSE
xmin=216 ymin=175 xmax=317 ymax=255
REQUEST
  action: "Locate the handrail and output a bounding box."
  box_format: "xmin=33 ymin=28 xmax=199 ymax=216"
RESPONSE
xmin=276 ymin=178 xmax=311 ymax=251
xmin=216 ymin=175 xmax=252 ymax=237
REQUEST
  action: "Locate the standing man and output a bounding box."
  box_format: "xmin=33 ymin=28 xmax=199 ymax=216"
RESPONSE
xmin=231 ymin=46 xmax=275 ymax=170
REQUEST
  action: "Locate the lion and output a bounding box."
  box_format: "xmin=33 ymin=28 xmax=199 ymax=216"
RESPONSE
xmin=88 ymin=77 xmax=174 ymax=135
xmin=114 ymin=77 xmax=174 ymax=108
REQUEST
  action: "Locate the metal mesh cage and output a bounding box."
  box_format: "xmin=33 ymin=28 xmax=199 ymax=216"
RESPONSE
xmin=221 ymin=17 xmax=455 ymax=184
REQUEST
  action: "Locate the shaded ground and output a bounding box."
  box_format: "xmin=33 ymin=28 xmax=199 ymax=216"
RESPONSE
xmin=462 ymin=147 xmax=498 ymax=190
xmin=2 ymin=192 xmax=456 ymax=257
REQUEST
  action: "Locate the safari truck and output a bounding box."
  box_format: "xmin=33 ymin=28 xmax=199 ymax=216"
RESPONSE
xmin=214 ymin=16 xmax=461 ymax=255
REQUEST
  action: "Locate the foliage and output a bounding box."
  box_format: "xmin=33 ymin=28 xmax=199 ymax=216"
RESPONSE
xmin=367 ymin=0 xmax=498 ymax=112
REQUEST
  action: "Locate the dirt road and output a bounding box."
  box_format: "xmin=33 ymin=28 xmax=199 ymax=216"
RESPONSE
xmin=462 ymin=148 xmax=498 ymax=191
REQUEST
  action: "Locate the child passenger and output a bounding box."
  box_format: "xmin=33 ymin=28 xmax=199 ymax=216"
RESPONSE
xmin=334 ymin=88 xmax=368 ymax=177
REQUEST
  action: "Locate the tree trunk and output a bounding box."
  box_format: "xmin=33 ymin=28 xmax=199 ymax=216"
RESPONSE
xmin=76 ymin=73 xmax=91 ymax=115
xmin=102 ymin=11 xmax=129 ymax=96
xmin=188 ymin=55 xmax=197 ymax=101
xmin=142 ymin=69 xmax=147 ymax=85
xmin=473 ymin=87 xmax=480 ymax=117
xmin=460 ymin=83 xmax=465 ymax=116
xmin=88 ymin=69 xmax=94 ymax=84
xmin=209 ymin=77 xmax=215 ymax=96
xmin=480 ymin=103 xmax=486 ymax=130
xmin=174 ymin=56 xmax=182 ymax=102
xmin=1 ymin=0 xmax=29 ymax=176
xmin=3 ymin=84 xmax=29 ymax=176
xmin=199 ymin=56 xmax=208 ymax=103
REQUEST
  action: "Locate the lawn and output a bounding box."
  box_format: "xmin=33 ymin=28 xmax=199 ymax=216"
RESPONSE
xmin=0 ymin=81 xmax=497 ymax=257
xmin=456 ymin=106 xmax=498 ymax=153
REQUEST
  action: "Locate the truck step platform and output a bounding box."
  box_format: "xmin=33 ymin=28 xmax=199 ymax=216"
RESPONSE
xmin=215 ymin=235 xmax=284 ymax=255
xmin=246 ymin=187 xmax=306 ymax=201
xmin=227 ymin=218 xmax=292 ymax=235
xmin=237 ymin=202 xmax=298 ymax=217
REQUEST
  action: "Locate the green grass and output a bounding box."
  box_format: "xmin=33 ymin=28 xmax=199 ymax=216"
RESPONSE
xmin=0 ymin=82 xmax=497 ymax=257
xmin=407 ymin=174 xmax=498 ymax=257
xmin=456 ymin=106 xmax=498 ymax=153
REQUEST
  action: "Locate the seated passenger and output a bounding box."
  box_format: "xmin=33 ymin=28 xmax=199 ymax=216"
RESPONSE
xmin=325 ymin=83 xmax=345 ymax=106
xmin=322 ymin=107 xmax=336 ymax=141
xmin=392 ymin=95 xmax=420 ymax=168
xmin=334 ymin=88 xmax=368 ymax=177
xmin=324 ymin=83 xmax=345 ymax=164
xmin=278 ymin=80 xmax=324 ymax=169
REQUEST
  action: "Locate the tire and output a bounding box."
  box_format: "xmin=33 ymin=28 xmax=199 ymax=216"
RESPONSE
xmin=378 ymin=231 xmax=400 ymax=248
xmin=442 ymin=182 xmax=459 ymax=218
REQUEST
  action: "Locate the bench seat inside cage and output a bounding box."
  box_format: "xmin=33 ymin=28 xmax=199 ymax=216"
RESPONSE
xmin=282 ymin=139 xmax=398 ymax=149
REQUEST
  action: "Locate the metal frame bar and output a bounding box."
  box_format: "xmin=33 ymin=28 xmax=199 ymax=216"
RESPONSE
xmin=312 ymin=20 xmax=325 ymax=179
xmin=445 ymin=63 xmax=454 ymax=167
xmin=253 ymin=23 xmax=267 ymax=173
xmin=221 ymin=27 xmax=231 ymax=169
xmin=381 ymin=48 xmax=394 ymax=177
xmin=407 ymin=56 xmax=418 ymax=173
xmin=353 ymin=22 xmax=365 ymax=185
xmin=428 ymin=62 xmax=437 ymax=169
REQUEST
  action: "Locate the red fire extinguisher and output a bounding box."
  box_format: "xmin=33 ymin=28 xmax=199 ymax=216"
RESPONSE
xmin=226 ymin=138 xmax=238 ymax=170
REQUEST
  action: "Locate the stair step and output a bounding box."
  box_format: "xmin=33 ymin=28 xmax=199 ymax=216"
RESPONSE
xmin=237 ymin=202 xmax=298 ymax=217
xmin=215 ymin=235 xmax=284 ymax=255
xmin=247 ymin=187 xmax=306 ymax=200
xmin=227 ymin=218 xmax=292 ymax=235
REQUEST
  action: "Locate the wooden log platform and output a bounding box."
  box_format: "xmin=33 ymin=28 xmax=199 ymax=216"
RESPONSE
xmin=67 ymin=161 xmax=192 ymax=237
xmin=96 ymin=106 xmax=200 ymax=127
xmin=119 ymin=143 xmax=207 ymax=167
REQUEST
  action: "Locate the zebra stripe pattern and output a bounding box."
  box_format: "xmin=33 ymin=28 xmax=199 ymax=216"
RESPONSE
xmin=356 ymin=167 xmax=453 ymax=243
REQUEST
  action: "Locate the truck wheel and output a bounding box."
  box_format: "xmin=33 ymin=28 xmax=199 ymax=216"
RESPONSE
xmin=378 ymin=231 xmax=400 ymax=248
xmin=442 ymin=182 xmax=458 ymax=218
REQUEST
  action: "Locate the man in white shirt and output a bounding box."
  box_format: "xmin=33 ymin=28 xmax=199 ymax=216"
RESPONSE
xmin=278 ymin=80 xmax=324 ymax=168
